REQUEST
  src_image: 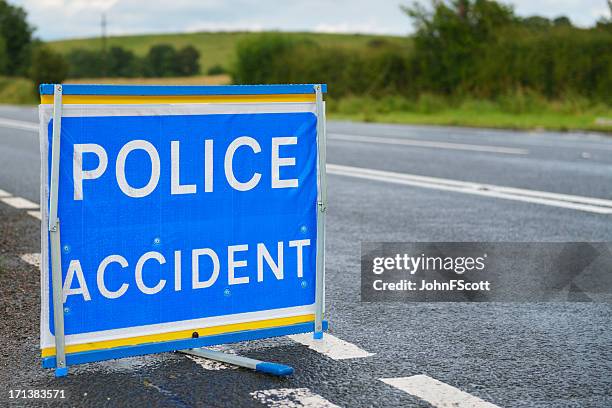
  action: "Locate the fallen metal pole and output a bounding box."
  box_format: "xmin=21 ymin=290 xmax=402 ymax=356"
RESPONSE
xmin=178 ymin=348 xmax=294 ymax=376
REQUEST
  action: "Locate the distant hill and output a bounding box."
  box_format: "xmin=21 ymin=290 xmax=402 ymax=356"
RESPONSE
xmin=48 ymin=31 xmax=408 ymax=74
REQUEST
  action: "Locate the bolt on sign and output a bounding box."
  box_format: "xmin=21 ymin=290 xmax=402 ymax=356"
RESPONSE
xmin=38 ymin=84 xmax=328 ymax=377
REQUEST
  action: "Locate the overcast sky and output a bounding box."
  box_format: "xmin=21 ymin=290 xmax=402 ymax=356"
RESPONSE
xmin=12 ymin=0 xmax=611 ymax=41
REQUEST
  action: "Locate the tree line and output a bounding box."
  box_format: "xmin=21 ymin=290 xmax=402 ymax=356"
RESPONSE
xmin=233 ymin=0 xmax=612 ymax=104
xmin=2 ymin=0 xmax=610 ymax=104
xmin=65 ymin=44 xmax=200 ymax=78
xmin=0 ymin=0 xmax=204 ymax=89
xmin=0 ymin=0 xmax=68 ymax=88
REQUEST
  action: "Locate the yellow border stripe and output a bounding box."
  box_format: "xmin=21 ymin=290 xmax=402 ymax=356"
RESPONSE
xmin=41 ymin=314 xmax=314 ymax=357
xmin=40 ymin=94 xmax=315 ymax=104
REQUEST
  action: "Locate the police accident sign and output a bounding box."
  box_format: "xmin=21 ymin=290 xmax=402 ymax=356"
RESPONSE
xmin=38 ymin=84 xmax=327 ymax=366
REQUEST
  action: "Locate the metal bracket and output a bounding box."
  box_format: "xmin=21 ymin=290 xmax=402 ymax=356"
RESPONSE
xmin=178 ymin=348 xmax=294 ymax=376
xmin=313 ymin=84 xmax=327 ymax=339
xmin=49 ymin=84 xmax=68 ymax=377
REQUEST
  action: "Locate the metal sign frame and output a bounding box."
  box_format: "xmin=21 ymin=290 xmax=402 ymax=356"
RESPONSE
xmin=40 ymin=83 xmax=328 ymax=377
xmin=48 ymin=84 xmax=67 ymax=376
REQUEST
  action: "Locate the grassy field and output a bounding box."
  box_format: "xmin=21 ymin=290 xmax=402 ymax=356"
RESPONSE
xmin=49 ymin=31 xmax=408 ymax=73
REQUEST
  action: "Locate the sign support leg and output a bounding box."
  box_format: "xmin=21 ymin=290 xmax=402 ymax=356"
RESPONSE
xmin=49 ymin=84 xmax=67 ymax=377
xmin=314 ymin=84 xmax=327 ymax=340
xmin=178 ymin=348 xmax=294 ymax=376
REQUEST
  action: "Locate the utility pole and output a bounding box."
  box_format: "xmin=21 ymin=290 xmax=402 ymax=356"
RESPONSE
xmin=101 ymin=13 xmax=107 ymax=76
xmin=101 ymin=13 xmax=107 ymax=53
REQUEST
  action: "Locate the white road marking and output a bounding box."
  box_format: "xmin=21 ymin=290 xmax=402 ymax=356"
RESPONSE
xmin=251 ymin=388 xmax=340 ymax=408
xmin=0 ymin=117 xmax=38 ymax=132
xmin=381 ymin=375 xmax=500 ymax=408
xmin=0 ymin=188 xmax=41 ymax=216
xmin=288 ymin=333 xmax=374 ymax=360
xmin=329 ymin=133 xmax=529 ymax=155
xmin=328 ymin=164 xmax=612 ymax=214
xmin=27 ymin=210 xmax=41 ymax=220
xmin=1 ymin=196 xmax=39 ymax=209
xmin=20 ymin=253 xmax=41 ymax=268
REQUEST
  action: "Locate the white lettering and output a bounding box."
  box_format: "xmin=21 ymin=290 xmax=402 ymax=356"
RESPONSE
xmin=97 ymin=255 xmax=129 ymax=299
xmin=228 ymin=244 xmax=249 ymax=285
xmin=63 ymin=259 xmax=91 ymax=301
xmin=135 ymin=251 xmax=166 ymax=295
xmin=271 ymin=137 xmax=298 ymax=188
xmin=171 ymin=141 xmax=197 ymax=195
xmin=289 ymin=239 xmax=310 ymax=278
xmin=73 ymin=144 xmax=108 ymax=200
xmin=257 ymin=242 xmax=284 ymax=282
xmin=116 ymin=140 xmax=160 ymax=198
xmin=192 ymin=248 xmax=220 ymax=289
xmin=174 ymin=250 xmax=182 ymax=291
xmin=204 ymin=139 xmax=213 ymax=193
xmin=224 ymin=136 xmax=261 ymax=191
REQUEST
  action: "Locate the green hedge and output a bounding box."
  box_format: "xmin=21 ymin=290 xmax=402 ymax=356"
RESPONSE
xmin=232 ymin=2 xmax=612 ymax=104
xmin=471 ymin=26 xmax=612 ymax=101
xmin=65 ymin=44 xmax=201 ymax=78
xmin=233 ymin=34 xmax=413 ymax=98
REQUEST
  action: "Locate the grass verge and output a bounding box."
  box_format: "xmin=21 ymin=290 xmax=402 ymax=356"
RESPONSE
xmin=0 ymin=77 xmax=38 ymax=105
xmin=328 ymin=95 xmax=612 ymax=133
xmin=329 ymin=111 xmax=612 ymax=133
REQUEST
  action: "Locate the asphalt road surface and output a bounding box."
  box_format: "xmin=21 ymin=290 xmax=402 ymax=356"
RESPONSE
xmin=0 ymin=105 xmax=611 ymax=407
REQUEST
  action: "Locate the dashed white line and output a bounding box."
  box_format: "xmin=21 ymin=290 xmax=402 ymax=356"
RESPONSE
xmin=380 ymin=375 xmax=500 ymax=408
xmin=251 ymin=388 xmax=340 ymax=408
xmin=329 ymin=133 xmax=529 ymax=155
xmin=27 ymin=210 xmax=42 ymax=220
xmin=328 ymin=164 xmax=612 ymax=214
xmin=0 ymin=188 xmax=41 ymax=217
xmin=0 ymin=117 xmax=39 ymax=132
xmin=20 ymin=253 xmax=40 ymax=268
xmin=288 ymin=333 xmax=374 ymax=360
xmin=1 ymin=196 xmax=39 ymax=209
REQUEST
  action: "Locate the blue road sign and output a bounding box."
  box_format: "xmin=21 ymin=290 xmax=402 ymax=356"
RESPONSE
xmin=39 ymin=85 xmax=327 ymax=369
